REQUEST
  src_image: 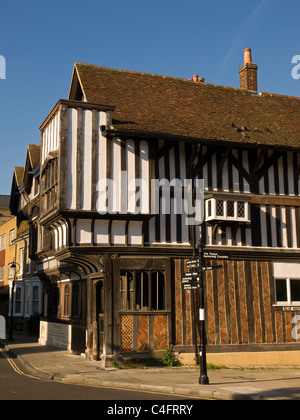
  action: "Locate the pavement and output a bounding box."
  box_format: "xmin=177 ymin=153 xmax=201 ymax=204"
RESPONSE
xmin=1 ymin=333 xmax=300 ymax=400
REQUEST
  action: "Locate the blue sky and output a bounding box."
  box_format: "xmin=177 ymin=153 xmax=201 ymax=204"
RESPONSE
xmin=0 ymin=0 xmax=299 ymax=195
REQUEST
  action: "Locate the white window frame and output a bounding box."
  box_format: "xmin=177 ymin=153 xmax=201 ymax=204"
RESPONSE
xmin=26 ymin=258 xmax=31 ymax=274
xmin=19 ymin=248 xmax=24 ymax=276
xmin=205 ymin=198 xmax=250 ymax=222
xmin=32 ymin=285 xmax=40 ymax=315
xmin=8 ymin=263 xmax=14 ymax=279
xmin=273 ymin=263 xmax=300 ymax=307
xmin=24 ymin=279 xmax=41 ymax=317
xmin=274 ymin=278 xmax=300 ymax=306
xmin=14 ymin=286 xmax=23 ymax=315
xmin=0 ymin=234 xmax=6 ymax=251
xmin=0 ymin=266 xmax=4 ymax=281
xmin=9 ymin=229 xmax=15 ymax=246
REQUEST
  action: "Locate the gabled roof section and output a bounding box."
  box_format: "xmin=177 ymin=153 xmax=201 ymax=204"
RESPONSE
xmin=27 ymin=144 xmax=40 ymax=169
xmin=70 ymin=62 xmax=300 ymax=150
xmin=14 ymin=167 xmax=25 ymax=188
xmin=69 ymin=65 xmax=86 ymax=102
xmin=23 ymin=144 xmax=40 ymax=193
xmin=10 ymin=167 xmax=24 ymax=216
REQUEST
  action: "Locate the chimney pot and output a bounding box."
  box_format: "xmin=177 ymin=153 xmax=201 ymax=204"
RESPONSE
xmin=244 ymin=48 xmax=252 ymax=64
xmin=193 ymin=74 xmax=199 ymax=82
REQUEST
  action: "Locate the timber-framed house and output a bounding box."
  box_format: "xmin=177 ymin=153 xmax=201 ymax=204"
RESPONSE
xmin=11 ymin=49 xmax=300 ymax=365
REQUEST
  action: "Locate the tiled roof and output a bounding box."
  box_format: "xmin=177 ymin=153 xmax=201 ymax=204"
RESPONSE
xmin=14 ymin=167 xmax=24 ymax=187
xmin=0 ymin=195 xmax=10 ymax=208
xmin=72 ymin=62 xmax=300 ymax=150
xmin=27 ymin=144 xmax=40 ymax=169
xmin=0 ymin=195 xmax=13 ymax=225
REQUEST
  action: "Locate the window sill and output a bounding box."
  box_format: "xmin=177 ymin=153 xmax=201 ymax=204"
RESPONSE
xmin=273 ymin=304 xmax=300 ymax=311
xmin=120 ymin=310 xmax=171 ymax=315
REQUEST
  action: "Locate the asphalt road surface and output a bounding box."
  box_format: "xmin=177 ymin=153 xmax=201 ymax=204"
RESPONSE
xmin=0 ymin=347 xmax=199 ymax=402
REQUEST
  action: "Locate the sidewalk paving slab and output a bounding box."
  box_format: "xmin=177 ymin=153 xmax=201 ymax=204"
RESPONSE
xmin=1 ymin=334 xmax=300 ymax=400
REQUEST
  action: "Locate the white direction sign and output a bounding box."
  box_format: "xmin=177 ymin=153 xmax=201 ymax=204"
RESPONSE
xmin=186 ymin=259 xmax=200 ymax=269
xmin=183 ymin=284 xmax=200 ymax=290
xmin=204 ymin=252 xmax=230 ymax=260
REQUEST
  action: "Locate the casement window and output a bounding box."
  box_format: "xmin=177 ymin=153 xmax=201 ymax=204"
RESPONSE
xmin=273 ymin=263 xmax=300 ymax=306
xmin=25 ymin=285 xmax=30 ymax=316
xmin=15 ymin=287 xmax=22 ymax=314
xmin=0 ymin=266 xmax=4 ymax=281
xmin=151 ymin=271 xmax=165 ymax=310
xmin=19 ymin=248 xmax=24 ymax=276
xmin=34 ymin=176 xmax=39 ymax=197
xmin=26 ymin=258 xmax=31 ymax=274
xmin=41 ymin=158 xmax=58 ymax=217
xmin=64 ymin=284 xmax=71 ymax=317
xmin=62 ymin=283 xmax=80 ymax=318
xmin=32 ymin=286 xmax=39 ymax=314
xmin=9 ymin=229 xmax=15 ymax=246
xmin=121 ymin=271 xmax=165 ymax=311
xmin=72 ymin=283 xmax=79 ymax=317
xmin=8 ymin=263 xmax=14 ymax=279
xmin=275 ymin=278 xmax=300 ymax=306
xmin=0 ymin=234 xmax=6 ymax=251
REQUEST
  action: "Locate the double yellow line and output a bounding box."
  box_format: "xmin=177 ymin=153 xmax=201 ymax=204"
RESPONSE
xmin=0 ymin=347 xmax=39 ymax=380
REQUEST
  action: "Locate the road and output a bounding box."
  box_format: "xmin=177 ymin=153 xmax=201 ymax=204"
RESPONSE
xmin=0 ymin=347 xmax=199 ymax=402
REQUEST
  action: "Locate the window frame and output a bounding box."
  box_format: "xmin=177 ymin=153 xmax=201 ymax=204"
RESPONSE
xmin=9 ymin=229 xmax=15 ymax=246
xmin=8 ymin=263 xmax=14 ymax=279
xmin=15 ymin=287 xmax=22 ymax=315
xmin=205 ymin=198 xmax=250 ymax=222
xmin=120 ymin=270 xmax=166 ymax=312
xmin=0 ymin=234 xmax=6 ymax=251
xmin=71 ymin=283 xmax=79 ymax=318
xmin=19 ymin=248 xmax=24 ymax=276
xmin=64 ymin=284 xmax=71 ymax=317
xmin=0 ymin=266 xmax=4 ymax=281
xmin=32 ymin=285 xmax=39 ymax=315
xmin=274 ymin=277 xmax=300 ymax=306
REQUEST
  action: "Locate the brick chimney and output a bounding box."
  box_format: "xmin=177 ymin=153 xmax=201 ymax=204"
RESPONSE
xmin=189 ymin=75 xmax=205 ymax=83
xmin=239 ymin=48 xmax=258 ymax=92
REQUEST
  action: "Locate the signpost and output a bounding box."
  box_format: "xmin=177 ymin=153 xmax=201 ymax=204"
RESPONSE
xmin=182 ymin=245 xmax=230 ymax=385
xmin=197 ymin=229 xmax=209 ymax=385
xmin=185 ymin=150 xmax=232 ymax=386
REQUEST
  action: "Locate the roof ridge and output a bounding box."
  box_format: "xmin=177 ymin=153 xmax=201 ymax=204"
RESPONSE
xmin=74 ymin=62 xmax=300 ymax=100
xmin=75 ymin=61 xmax=197 ymax=83
xmin=74 ymin=62 xmax=254 ymax=95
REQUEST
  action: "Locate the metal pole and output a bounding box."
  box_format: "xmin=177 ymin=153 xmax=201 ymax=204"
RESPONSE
xmin=8 ymin=275 xmax=15 ymax=341
xmin=8 ymin=242 xmax=19 ymax=341
xmin=8 ymin=241 xmax=17 ymax=341
xmin=198 ymin=224 xmax=209 ymax=385
xmin=191 ymin=225 xmax=199 ymax=365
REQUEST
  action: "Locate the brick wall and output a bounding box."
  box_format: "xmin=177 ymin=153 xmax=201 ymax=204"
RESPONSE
xmin=121 ymin=314 xmax=169 ymax=353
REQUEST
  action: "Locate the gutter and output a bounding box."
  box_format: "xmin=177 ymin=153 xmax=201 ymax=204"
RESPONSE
xmin=100 ymin=126 xmax=300 ymax=152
